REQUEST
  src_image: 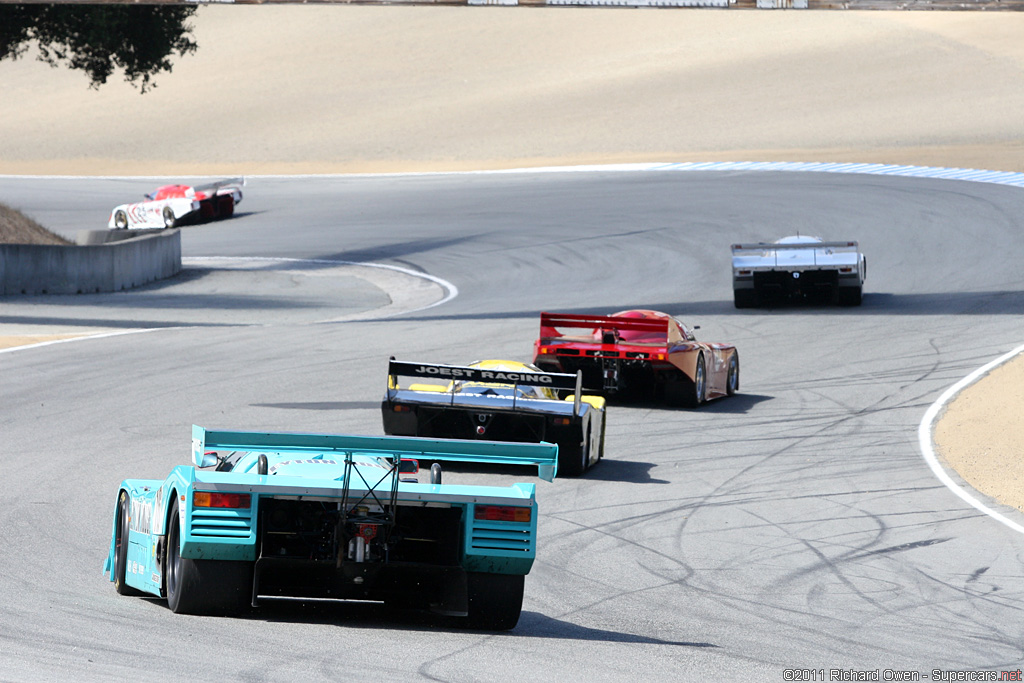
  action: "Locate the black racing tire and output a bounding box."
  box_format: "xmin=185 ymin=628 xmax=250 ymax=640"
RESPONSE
xmin=114 ymin=491 xmax=144 ymax=596
xmin=733 ymin=289 xmax=758 ymax=309
xmin=217 ymin=194 xmax=235 ymax=219
xmin=113 ymin=210 xmax=128 ymax=230
xmin=837 ymin=286 xmax=863 ymax=307
xmin=663 ymin=377 xmax=685 ymax=407
xmin=165 ymin=498 xmax=252 ymax=616
xmin=558 ymin=424 xmax=590 ymax=477
xmin=681 ymin=354 xmax=707 ymax=408
xmin=726 ymin=353 xmax=740 ymax=397
xmin=162 ymin=206 xmax=176 ymax=229
xmin=581 ymin=423 xmax=592 ymax=474
xmin=465 ymin=572 xmax=524 ymax=630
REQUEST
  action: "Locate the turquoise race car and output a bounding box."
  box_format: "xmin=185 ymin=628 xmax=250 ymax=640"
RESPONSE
xmin=104 ymin=426 xmax=557 ymax=630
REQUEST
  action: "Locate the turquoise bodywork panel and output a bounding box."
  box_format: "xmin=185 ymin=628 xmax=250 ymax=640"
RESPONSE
xmin=104 ymin=477 xmax=176 ymax=597
xmin=463 ymin=495 xmax=538 ymax=574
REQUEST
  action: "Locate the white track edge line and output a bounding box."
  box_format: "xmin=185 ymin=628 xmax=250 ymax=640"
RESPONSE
xmin=917 ymin=343 xmax=1024 ymax=535
xmin=0 ymin=328 xmax=166 ymax=355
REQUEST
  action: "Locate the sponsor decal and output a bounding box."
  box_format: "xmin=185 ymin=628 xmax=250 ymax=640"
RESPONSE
xmin=411 ymin=365 xmax=552 ymax=384
xmin=129 ymin=498 xmax=152 ymax=535
xmin=479 ymin=371 xmax=551 ymax=384
xmin=153 ymin=488 xmax=165 ymax=533
xmin=414 ymin=365 xmax=474 ymax=378
xmin=268 ymin=459 xmax=338 ymax=475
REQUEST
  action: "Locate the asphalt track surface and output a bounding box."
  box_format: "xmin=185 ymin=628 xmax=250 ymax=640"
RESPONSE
xmin=2 ymin=171 xmax=1024 ymax=681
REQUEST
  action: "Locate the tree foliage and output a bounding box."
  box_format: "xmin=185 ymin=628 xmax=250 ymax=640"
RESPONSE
xmin=0 ymin=4 xmax=198 ymax=93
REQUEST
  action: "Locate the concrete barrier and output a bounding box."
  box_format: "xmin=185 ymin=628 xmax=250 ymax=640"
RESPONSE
xmin=0 ymin=229 xmax=181 ymax=295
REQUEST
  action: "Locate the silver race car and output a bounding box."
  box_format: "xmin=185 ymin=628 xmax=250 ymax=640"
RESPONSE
xmin=731 ymin=235 xmax=866 ymax=307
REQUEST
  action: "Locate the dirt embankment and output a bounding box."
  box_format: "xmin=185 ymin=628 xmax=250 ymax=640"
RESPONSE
xmin=0 ymin=203 xmax=71 ymax=245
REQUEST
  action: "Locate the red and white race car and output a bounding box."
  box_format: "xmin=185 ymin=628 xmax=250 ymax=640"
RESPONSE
xmin=107 ymin=178 xmax=244 ymax=230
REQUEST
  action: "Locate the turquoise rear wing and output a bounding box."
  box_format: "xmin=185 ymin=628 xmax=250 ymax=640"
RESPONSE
xmin=192 ymin=425 xmax=559 ymax=481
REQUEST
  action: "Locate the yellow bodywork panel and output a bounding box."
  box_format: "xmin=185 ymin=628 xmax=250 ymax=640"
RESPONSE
xmin=564 ymin=395 xmax=606 ymax=411
xmin=408 ymin=383 xmax=448 ymax=393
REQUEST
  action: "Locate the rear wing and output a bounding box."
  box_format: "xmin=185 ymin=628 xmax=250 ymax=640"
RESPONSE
xmin=193 ymin=424 xmax=560 ymax=481
xmin=193 ymin=177 xmax=245 ymax=194
xmin=386 ymin=359 xmax=585 ymax=417
xmin=731 ymin=241 xmax=858 ymax=254
xmin=732 ymin=241 xmax=860 ymax=269
xmin=539 ymin=312 xmax=670 ymax=343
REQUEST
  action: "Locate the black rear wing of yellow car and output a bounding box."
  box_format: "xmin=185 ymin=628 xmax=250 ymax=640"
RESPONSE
xmin=386 ymin=359 xmax=585 ymax=417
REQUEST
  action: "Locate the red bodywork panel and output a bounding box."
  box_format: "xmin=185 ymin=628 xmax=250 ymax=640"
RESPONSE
xmin=534 ymin=311 xmax=684 ymax=369
xmin=150 ymin=185 xmax=208 ymax=201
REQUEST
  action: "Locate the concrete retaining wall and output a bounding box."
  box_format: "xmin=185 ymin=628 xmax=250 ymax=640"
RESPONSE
xmin=0 ymin=229 xmax=181 ymax=295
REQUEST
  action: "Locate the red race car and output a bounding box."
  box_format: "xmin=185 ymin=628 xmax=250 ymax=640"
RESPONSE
xmin=532 ymin=309 xmax=739 ymax=407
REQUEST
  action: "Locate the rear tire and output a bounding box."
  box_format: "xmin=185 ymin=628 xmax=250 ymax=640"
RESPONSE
xmin=217 ymin=195 xmax=235 ymax=219
xmin=165 ymin=498 xmax=252 ymax=615
xmin=558 ymin=424 xmax=590 ymax=477
xmin=734 ymin=289 xmax=758 ymax=309
xmin=681 ymin=355 xmax=706 ymax=408
xmin=837 ymin=286 xmax=862 ymax=307
xmin=465 ymin=572 xmax=524 ymax=630
xmin=726 ymin=354 xmax=739 ymax=397
xmin=114 ymin=491 xmax=143 ymax=596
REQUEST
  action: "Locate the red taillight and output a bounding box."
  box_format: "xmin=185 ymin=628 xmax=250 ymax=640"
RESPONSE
xmin=738 ymin=270 xmax=752 ymax=275
xmin=538 ymin=346 xmax=550 ymax=355
xmin=839 ymin=267 xmax=853 ymax=273
xmin=474 ymin=505 xmax=531 ymax=523
xmin=393 ymin=404 xmax=412 ymax=412
xmin=552 ymin=417 xmax=570 ymax=426
xmin=193 ymin=491 xmax=251 ymax=508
